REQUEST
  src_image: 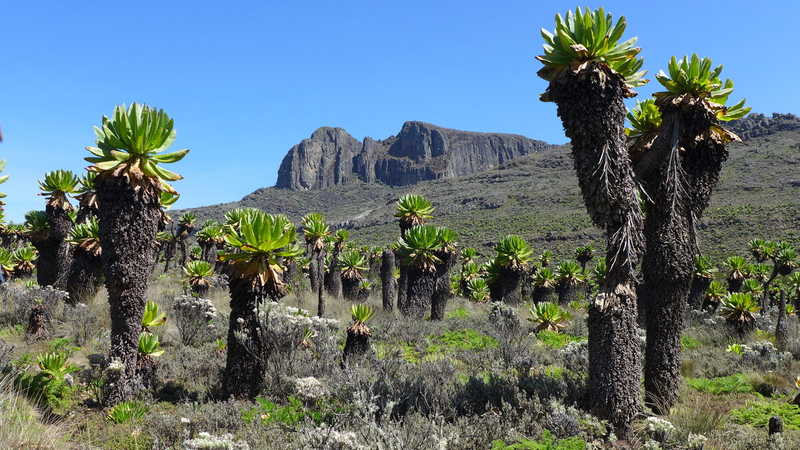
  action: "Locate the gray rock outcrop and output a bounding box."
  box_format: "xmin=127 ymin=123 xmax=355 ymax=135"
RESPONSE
xmin=276 ymin=121 xmax=552 ymax=190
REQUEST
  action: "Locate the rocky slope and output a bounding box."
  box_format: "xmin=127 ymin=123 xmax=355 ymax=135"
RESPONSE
xmin=185 ymin=113 xmax=800 ymax=260
xmin=275 ymin=121 xmax=553 ymax=190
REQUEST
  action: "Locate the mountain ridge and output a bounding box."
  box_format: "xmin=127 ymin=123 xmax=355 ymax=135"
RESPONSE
xmin=275 ymin=120 xmax=553 ymax=190
xmin=183 ymin=113 xmax=800 ymax=259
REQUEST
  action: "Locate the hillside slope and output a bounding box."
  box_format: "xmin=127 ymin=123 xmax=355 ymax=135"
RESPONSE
xmin=185 ymin=114 xmax=800 ymax=260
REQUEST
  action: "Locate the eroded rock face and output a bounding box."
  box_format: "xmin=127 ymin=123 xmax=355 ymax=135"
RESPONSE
xmin=728 ymin=113 xmax=800 ymax=140
xmin=276 ymin=121 xmax=552 ymax=190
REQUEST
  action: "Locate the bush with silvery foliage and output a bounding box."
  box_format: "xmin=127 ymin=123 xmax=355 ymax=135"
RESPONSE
xmin=0 ymin=283 xmax=69 ymax=326
xmin=172 ymin=295 xmax=219 ymax=346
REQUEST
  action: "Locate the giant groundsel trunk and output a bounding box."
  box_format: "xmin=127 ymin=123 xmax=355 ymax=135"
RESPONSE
xmin=546 ymin=62 xmax=645 ymax=438
xmin=96 ymin=175 xmax=161 ymax=404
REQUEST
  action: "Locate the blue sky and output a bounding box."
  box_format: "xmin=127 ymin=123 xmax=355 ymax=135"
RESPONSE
xmin=1 ymin=1 xmax=796 ymax=221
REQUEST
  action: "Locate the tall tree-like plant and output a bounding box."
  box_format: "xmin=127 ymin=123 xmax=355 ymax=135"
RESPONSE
xmin=343 ymin=304 xmax=375 ymax=364
xmin=340 ymin=250 xmax=368 ymax=301
xmin=196 ymin=221 xmax=225 ymax=264
xmin=12 ymin=246 xmax=37 ymax=279
xmin=724 ymin=256 xmax=749 ymax=293
xmin=395 ymin=225 xmax=455 ymax=318
xmin=537 ymin=7 xmax=646 ymax=436
xmin=65 ymin=217 xmax=104 ymax=305
xmin=175 ymin=213 xmax=197 ymax=267
xmin=688 ymin=255 xmax=717 ymax=309
xmin=380 ymin=248 xmax=397 ymax=312
xmin=302 ymin=213 xmax=330 ymax=316
xmin=532 ymin=267 xmax=557 ymax=303
xmin=394 ymin=194 xmax=435 ymax=313
xmin=325 ymin=229 xmax=347 ymax=299
xmin=39 ymin=170 xmax=79 ymax=288
xmin=74 ymin=171 xmax=99 ymax=223
xmin=430 ymin=227 xmax=458 ymax=320
xmin=24 ymin=210 xmax=55 ymax=286
xmin=218 ymin=211 xmax=301 ymax=397
xmin=556 ymin=260 xmax=584 ymax=305
xmin=631 ymin=55 xmax=749 ymax=413
xmin=487 ymin=235 xmax=533 ymax=304
xmin=84 ymin=103 xmax=189 ymax=404
xmin=183 ymin=260 xmax=215 ymax=296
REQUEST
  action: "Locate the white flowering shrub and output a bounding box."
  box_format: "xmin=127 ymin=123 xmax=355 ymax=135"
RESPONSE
xmin=292 ymin=376 xmax=328 ymax=402
xmin=559 ymin=340 xmax=588 ymax=374
xmin=173 ymin=295 xmax=219 ymax=346
xmin=687 ymin=432 xmax=707 ymax=450
xmin=182 ymin=432 xmax=249 ymax=450
xmin=644 ymin=416 xmax=675 ymax=442
xmin=742 ymin=341 xmax=792 ymax=371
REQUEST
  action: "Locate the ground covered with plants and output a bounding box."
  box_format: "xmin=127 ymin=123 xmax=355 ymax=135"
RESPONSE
xmin=2 ymin=6 xmax=800 ymax=450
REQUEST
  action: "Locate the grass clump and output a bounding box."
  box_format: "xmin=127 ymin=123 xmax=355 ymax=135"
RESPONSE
xmin=107 ymin=401 xmax=150 ymax=424
xmin=686 ymin=373 xmax=753 ymax=395
xmin=680 ymin=335 xmax=702 ymax=350
xmin=535 ymin=330 xmax=585 ymax=349
xmin=729 ymin=400 xmax=800 ymax=430
xmin=491 ymin=430 xmax=586 ymax=449
xmin=242 ymin=396 xmax=328 ymax=426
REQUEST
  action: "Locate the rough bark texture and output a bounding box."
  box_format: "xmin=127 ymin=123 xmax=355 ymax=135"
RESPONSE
xmin=324 ymin=243 xmax=344 ymax=299
xmin=776 ymin=291 xmax=788 ymax=352
xmin=532 ymin=286 xmax=556 ymax=304
xmin=556 ymin=282 xmax=580 ymax=305
xmin=546 ymin=63 xmax=645 ymax=438
xmin=430 ymin=251 xmax=458 ymax=320
xmin=639 ymin=105 xmax=728 ymax=414
xmin=381 ymin=249 xmax=396 ymax=312
xmin=309 ymin=249 xmax=323 ymax=294
xmin=224 ymin=275 xmax=267 ymax=398
xmin=314 ymin=249 xmax=326 ymax=317
xmin=96 ymin=175 xmax=160 ymax=405
xmin=342 ymin=276 xmax=361 ymax=302
xmin=45 ymin=204 xmax=74 ymax=290
xmin=401 ymin=267 xmax=437 ymax=318
xmin=66 ymin=248 xmax=104 ymax=305
xmin=489 ymin=267 xmax=526 ymax=305
xmin=342 ymin=330 xmax=370 ymax=364
xmin=31 ymin=237 xmax=59 ymax=287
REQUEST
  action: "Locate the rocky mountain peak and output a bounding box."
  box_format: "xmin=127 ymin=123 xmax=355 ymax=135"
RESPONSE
xmin=275 ymin=121 xmax=552 ymax=190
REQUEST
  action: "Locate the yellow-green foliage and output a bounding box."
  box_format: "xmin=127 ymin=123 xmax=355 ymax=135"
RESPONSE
xmin=377 ymin=328 xmax=499 ymax=363
xmin=492 ymin=430 xmax=586 ymax=449
xmin=730 ymin=400 xmax=800 ymax=430
xmin=686 ymin=373 xmax=753 ymax=395
xmin=535 ymin=330 xmax=585 ymax=349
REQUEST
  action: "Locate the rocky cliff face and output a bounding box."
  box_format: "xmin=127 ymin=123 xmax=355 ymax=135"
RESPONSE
xmin=729 ymin=113 xmax=800 ymax=140
xmin=276 ymin=121 xmax=552 ymax=190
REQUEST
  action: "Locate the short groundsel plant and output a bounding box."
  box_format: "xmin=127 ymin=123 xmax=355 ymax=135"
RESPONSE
xmin=107 ymin=400 xmax=149 ymax=424
xmin=528 ymin=302 xmax=571 ymax=333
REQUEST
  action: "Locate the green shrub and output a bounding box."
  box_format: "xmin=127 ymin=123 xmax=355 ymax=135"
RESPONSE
xmin=492 ymin=430 xmax=586 ymax=449
xmin=14 ymin=352 xmax=79 ymax=414
xmin=729 ymin=400 xmax=800 ymax=430
xmin=680 ymin=335 xmax=701 ymax=350
xmin=686 ymin=373 xmax=753 ymax=395
xmin=243 ymin=396 xmax=326 ymax=426
xmin=446 ymin=306 xmax=471 ymax=320
xmin=535 ymin=330 xmax=586 ymax=349
xmin=427 ymin=329 xmax=499 ymax=354
xmin=107 ymin=401 xmax=149 ymax=424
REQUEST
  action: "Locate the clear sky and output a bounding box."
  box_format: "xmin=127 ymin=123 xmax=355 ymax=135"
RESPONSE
xmin=1 ymin=1 xmax=796 ymax=221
